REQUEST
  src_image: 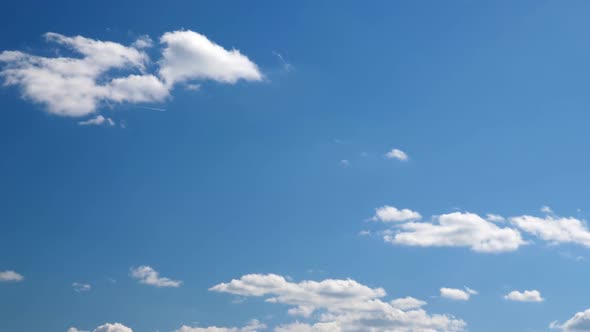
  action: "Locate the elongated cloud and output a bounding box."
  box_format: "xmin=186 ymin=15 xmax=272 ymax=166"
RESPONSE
xmin=386 ymin=212 xmax=525 ymax=253
xmin=0 ymin=30 xmax=261 ymax=119
xmin=372 ymin=205 xmax=422 ymax=223
xmin=385 ymin=148 xmax=408 ymax=161
xmin=176 ymin=320 xmax=266 ymax=332
xmin=210 ymin=273 xmax=466 ymax=331
xmin=510 ymin=215 xmax=590 ymax=248
xmin=504 ymin=290 xmax=544 ymax=302
xmin=130 ymin=266 xmax=182 ymax=288
xmin=440 ymin=287 xmax=477 ymax=301
xmin=0 ymin=270 xmax=24 ymax=282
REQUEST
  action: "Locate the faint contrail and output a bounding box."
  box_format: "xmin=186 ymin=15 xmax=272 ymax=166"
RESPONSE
xmin=137 ymin=106 xmax=167 ymax=112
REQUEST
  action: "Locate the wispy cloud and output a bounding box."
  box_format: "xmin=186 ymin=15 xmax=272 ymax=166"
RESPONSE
xmin=130 ymin=266 xmax=182 ymax=288
xmin=0 ymin=270 xmax=24 ymax=282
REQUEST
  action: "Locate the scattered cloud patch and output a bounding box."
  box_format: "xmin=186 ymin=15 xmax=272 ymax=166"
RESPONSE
xmin=130 ymin=266 xmax=182 ymax=288
xmin=78 ymin=115 xmax=114 ymax=126
xmin=504 ymin=290 xmax=544 ymax=302
xmin=339 ymin=159 xmax=350 ymax=167
xmin=541 ymin=206 xmax=554 ymax=214
xmin=486 ymin=214 xmax=505 ymax=222
xmin=510 ymin=214 xmax=590 ymax=248
xmin=210 ymin=273 xmax=466 ymax=331
xmin=69 ymin=323 xmax=132 ymax=332
xmin=0 ymin=30 xmax=261 ymax=119
xmin=440 ymin=287 xmax=477 ymax=301
xmin=72 ymin=282 xmax=91 ymax=292
xmin=385 ymin=148 xmax=408 ymax=161
xmin=372 ymin=205 xmax=422 ymax=223
xmin=0 ymin=270 xmax=24 ymax=282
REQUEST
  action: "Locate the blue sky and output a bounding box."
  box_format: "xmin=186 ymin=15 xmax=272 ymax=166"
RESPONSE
xmin=2 ymin=1 xmax=590 ymax=331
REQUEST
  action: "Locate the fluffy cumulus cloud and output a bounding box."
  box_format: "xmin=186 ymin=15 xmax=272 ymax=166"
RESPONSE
xmin=0 ymin=30 xmax=261 ymax=120
xmin=385 ymin=148 xmax=408 ymax=161
xmin=551 ymin=309 xmax=590 ymax=331
xmin=209 ymin=273 xmax=466 ymax=332
xmin=384 ymin=212 xmax=526 ymax=253
xmin=130 ymin=265 xmax=182 ymax=287
xmin=440 ymin=288 xmax=478 ymax=301
xmin=0 ymin=270 xmax=24 ymax=282
xmin=372 ymin=205 xmax=422 ymax=223
xmin=504 ymin=290 xmax=544 ymax=302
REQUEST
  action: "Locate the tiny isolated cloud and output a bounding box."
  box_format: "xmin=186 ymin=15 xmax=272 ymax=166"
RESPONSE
xmin=541 ymin=206 xmax=554 ymax=214
xmin=372 ymin=205 xmax=422 ymax=223
xmin=504 ymin=290 xmax=544 ymax=302
xmin=0 ymin=30 xmax=262 ymax=121
xmin=130 ymin=266 xmax=182 ymax=288
xmin=385 ymin=148 xmax=408 ymax=161
xmin=0 ymin=270 xmax=24 ymax=282
xmin=550 ymin=308 xmax=590 ymax=331
xmin=72 ymin=282 xmax=91 ymax=292
xmin=339 ymin=159 xmax=350 ymax=167
xmin=78 ymin=115 xmax=115 ymax=126
xmin=486 ymin=214 xmax=505 ymax=222
xmin=440 ymin=287 xmax=477 ymax=301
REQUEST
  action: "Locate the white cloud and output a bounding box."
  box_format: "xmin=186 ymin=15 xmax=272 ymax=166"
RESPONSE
xmin=176 ymin=320 xmax=266 ymax=332
xmin=159 ymin=30 xmax=262 ymax=85
xmin=130 ymin=266 xmax=182 ymax=288
xmin=390 ymin=296 xmax=427 ymax=310
xmin=385 ymin=212 xmax=526 ymax=253
xmin=385 ymin=148 xmax=408 ymax=161
xmin=510 ymin=214 xmax=590 ymax=248
xmin=339 ymin=159 xmax=350 ymax=167
xmin=0 ymin=270 xmax=24 ymax=282
xmin=504 ymin=290 xmax=544 ymax=302
xmin=69 ymin=323 xmax=132 ymax=332
xmin=78 ymin=115 xmax=115 ymax=126
xmin=0 ymin=30 xmax=261 ymax=118
xmin=210 ymin=273 xmax=466 ymax=331
xmin=541 ymin=206 xmax=554 ymax=214
xmin=372 ymin=205 xmax=422 ymax=223
xmin=72 ymin=282 xmax=91 ymax=292
xmin=550 ymin=308 xmax=590 ymax=331
xmin=440 ymin=287 xmax=477 ymax=301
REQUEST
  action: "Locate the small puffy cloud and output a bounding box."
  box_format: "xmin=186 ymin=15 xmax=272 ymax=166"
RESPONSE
xmin=390 ymin=296 xmax=427 ymax=310
xmin=158 ymin=30 xmax=262 ymax=85
xmin=0 ymin=30 xmax=261 ymax=119
xmin=510 ymin=215 xmax=590 ymax=248
xmin=550 ymin=308 xmax=590 ymax=331
xmin=72 ymin=282 xmax=91 ymax=292
xmin=504 ymin=290 xmax=544 ymax=302
xmin=210 ymin=273 xmax=466 ymax=331
xmin=385 ymin=148 xmax=408 ymax=161
xmin=440 ymin=287 xmax=477 ymax=301
xmin=541 ymin=206 xmax=554 ymax=214
xmin=372 ymin=205 xmax=422 ymax=223
xmin=0 ymin=270 xmax=24 ymax=282
xmin=385 ymin=212 xmax=526 ymax=253
xmin=130 ymin=266 xmax=182 ymax=288
xmin=176 ymin=320 xmax=266 ymax=332
xmin=339 ymin=159 xmax=350 ymax=167
xmin=78 ymin=115 xmax=115 ymax=126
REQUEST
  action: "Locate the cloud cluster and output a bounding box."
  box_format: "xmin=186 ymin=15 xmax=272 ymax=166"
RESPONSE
xmin=130 ymin=266 xmax=182 ymax=288
xmin=0 ymin=270 xmax=24 ymax=282
xmin=209 ymin=273 xmax=466 ymax=332
xmin=0 ymin=30 xmax=261 ymax=119
xmin=370 ymin=205 xmax=590 ymax=253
